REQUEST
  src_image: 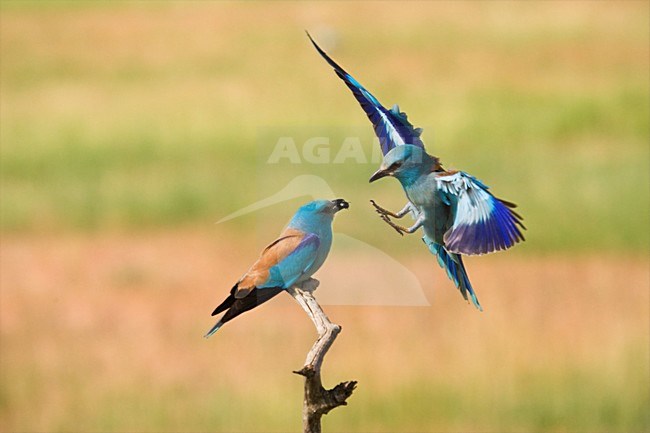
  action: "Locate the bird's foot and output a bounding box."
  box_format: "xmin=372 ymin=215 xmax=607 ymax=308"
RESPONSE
xmin=379 ymin=214 xmax=406 ymax=236
xmin=370 ymin=199 xmax=392 ymax=216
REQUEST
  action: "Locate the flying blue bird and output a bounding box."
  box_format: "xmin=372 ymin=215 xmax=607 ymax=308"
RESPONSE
xmin=205 ymin=199 xmax=349 ymax=337
xmin=307 ymin=33 xmax=525 ymax=310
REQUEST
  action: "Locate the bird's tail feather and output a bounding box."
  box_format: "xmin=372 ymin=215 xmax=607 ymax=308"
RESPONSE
xmin=204 ymin=287 xmax=284 ymax=338
xmin=220 ymin=287 xmax=283 ymax=324
xmin=211 ymin=283 xmax=238 ymax=316
xmin=423 ymin=236 xmax=482 ymax=311
xmin=204 ymin=320 xmax=224 ymax=338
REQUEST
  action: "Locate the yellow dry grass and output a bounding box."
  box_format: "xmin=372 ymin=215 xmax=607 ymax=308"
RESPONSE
xmin=1 ymin=229 xmax=647 ymax=431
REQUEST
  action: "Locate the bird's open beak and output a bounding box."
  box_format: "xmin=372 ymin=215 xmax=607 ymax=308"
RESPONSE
xmin=369 ymin=167 xmax=390 ymax=183
xmin=332 ymin=198 xmax=350 ymax=212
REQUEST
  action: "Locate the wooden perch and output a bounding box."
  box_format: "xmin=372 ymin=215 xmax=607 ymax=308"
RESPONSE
xmin=287 ymin=279 xmax=357 ymax=433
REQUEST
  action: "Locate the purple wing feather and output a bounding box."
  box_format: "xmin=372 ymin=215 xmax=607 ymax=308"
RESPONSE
xmin=437 ymin=172 xmax=525 ymax=255
xmin=307 ymin=32 xmax=425 ymax=155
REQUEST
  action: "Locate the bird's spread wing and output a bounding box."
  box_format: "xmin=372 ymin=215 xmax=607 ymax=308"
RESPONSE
xmin=435 ymin=171 xmax=525 ymax=255
xmin=307 ymin=32 xmax=425 ymax=155
xmin=236 ymin=229 xmax=320 ymax=296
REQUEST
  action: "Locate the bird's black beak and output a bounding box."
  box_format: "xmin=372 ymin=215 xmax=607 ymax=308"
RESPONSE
xmin=332 ymin=198 xmax=350 ymax=212
xmin=369 ymin=168 xmax=390 ymax=183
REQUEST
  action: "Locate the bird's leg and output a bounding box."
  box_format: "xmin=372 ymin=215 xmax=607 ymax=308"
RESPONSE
xmin=370 ymin=200 xmax=413 ymax=219
xmin=379 ymin=214 xmax=424 ymax=236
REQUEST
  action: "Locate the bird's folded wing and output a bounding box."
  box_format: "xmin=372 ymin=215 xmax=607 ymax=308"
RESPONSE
xmin=307 ymin=32 xmax=425 ymax=155
xmin=268 ymin=232 xmax=321 ymax=289
xmin=435 ymin=171 xmax=526 ymax=255
xmin=236 ymin=229 xmax=320 ymax=296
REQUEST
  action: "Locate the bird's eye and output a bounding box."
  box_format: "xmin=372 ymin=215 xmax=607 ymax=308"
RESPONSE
xmin=389 ymin=161 xmax=403 ymax=171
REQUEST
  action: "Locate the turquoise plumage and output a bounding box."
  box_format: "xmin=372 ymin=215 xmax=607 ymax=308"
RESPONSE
xmin=309 ymin=34 xmax=525 ymax=309
xmin=205 ymin=199 xmax=349 ymax=337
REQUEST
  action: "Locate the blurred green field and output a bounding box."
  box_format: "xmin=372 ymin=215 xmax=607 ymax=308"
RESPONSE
xmin=1 ymin=2 xmax=649 ymax=433
xmin=1 ymin=1 xmax=649 ymax=252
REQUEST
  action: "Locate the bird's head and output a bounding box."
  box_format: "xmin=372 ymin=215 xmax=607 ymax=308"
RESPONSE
xmin=369 ymin=145 xmax=436 ymax=185
xmin=298 ymin=198 xmax=349 ymax=215
xmin=289 ymin=199 xmax=349 ymax=232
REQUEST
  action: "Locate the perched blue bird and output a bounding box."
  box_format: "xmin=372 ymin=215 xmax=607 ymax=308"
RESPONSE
xmin=205 ymin=199 xmax=349 ymax=337
xmin=308 ymin=33 xmax=525 ymax=310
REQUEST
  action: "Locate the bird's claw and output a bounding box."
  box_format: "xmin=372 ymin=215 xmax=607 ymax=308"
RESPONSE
xmin=370 ymin=199 xmax=390 ymax=216
xmin=372 ymin=200 xmax=406 ymax=235
xmin=380 ymin=214 xmax=405 ymax=236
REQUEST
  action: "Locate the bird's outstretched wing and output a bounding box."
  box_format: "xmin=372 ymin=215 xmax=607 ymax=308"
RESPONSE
xmin=435 ymin=171 xmax=526 ymax=256
xmin=307 ymin=32 xmax=425 ymax=155
xmin=205 ymin=230 xmax=321 ymax=337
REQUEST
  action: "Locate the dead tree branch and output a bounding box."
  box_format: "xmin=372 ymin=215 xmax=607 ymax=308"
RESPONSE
xmin=287 ymin=279 xmax=357 ymax=433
